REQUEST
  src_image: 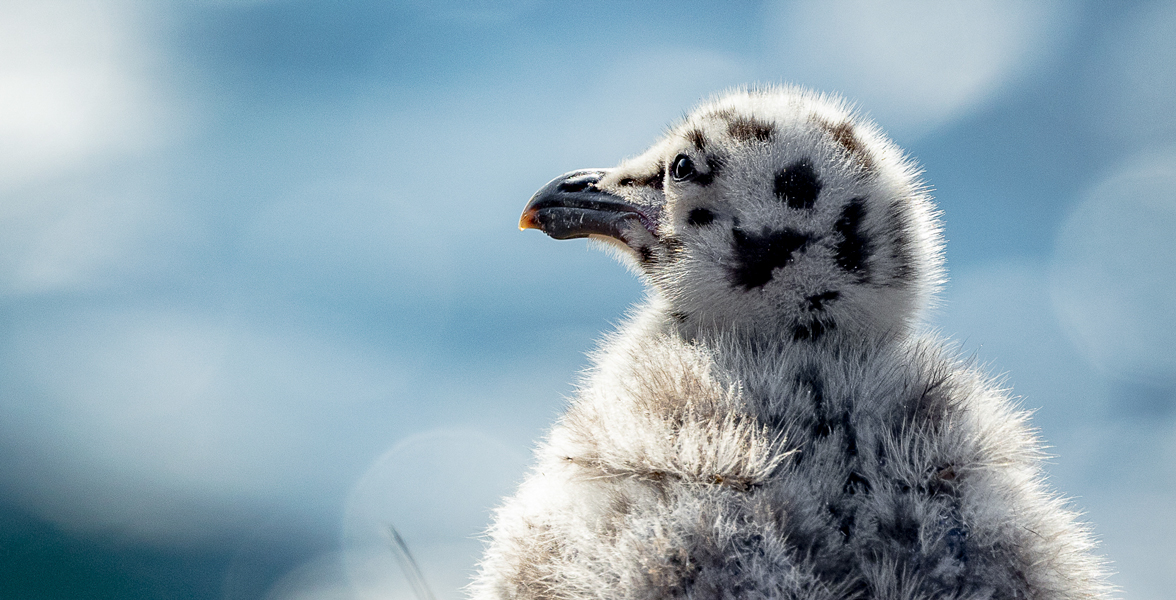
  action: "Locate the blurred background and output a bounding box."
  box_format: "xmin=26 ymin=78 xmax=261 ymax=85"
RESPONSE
xmin=0 ymin=0 xmax=1172 ymax=598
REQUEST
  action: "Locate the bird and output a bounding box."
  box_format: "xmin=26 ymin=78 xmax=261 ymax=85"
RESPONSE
xmin=470 ymin=86 xmax=1112 ymax=600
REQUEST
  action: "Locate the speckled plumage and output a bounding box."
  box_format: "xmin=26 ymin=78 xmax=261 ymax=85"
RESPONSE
xmin=472 ymin=87 xmax=1112 ymax=600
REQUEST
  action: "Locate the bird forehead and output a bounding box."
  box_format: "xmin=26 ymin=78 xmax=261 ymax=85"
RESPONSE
xmin=674 ymin=114 xmax=838 ymax=169
xmin=687 ymin=92 xmax=835 ymax=135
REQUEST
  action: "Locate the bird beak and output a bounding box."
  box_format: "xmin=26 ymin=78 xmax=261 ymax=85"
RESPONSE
xmin=519 ymin=170 xmax=658 ymax=243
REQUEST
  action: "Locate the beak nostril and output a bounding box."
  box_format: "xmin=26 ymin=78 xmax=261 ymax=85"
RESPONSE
xmin=556 ymin=171 xmax=606 ymax=194
xmin=557 ymin=180 xmax=592 ymax=193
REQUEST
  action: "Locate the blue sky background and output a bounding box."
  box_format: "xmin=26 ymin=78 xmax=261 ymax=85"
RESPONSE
xmin=0 ymin=1 xmax=1173 ymax=598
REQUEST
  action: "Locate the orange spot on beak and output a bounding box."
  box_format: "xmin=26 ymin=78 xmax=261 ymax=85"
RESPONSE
xmin=519 ymin=208 xmax=540 ymax=231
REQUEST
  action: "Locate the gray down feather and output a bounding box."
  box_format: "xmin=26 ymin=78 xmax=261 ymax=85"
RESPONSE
xmin=471 ymin=86 xmax=1113 ymax=600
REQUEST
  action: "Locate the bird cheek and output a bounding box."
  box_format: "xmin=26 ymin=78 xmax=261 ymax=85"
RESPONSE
xmin=628 ymin=225 xmax=665 ymax=265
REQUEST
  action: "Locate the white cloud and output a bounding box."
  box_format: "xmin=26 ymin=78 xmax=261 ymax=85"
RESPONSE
xmin=0 ymin=174 xmax=183 ymax=296
xmin=0 ymin=1 xmax=187 ymax=297
xmin=0 ymin=306 xmax=407 ymax=541
xmin=0 ymin=0 xmax=173 ymax=189
xmin=764 ymin=0 xmax=1073 ymax=137
xmin=1050 ymin=149 xmax=1176 ymax=383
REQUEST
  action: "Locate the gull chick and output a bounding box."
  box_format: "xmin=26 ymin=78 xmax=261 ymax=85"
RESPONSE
xmin=472 ymin=87 xmax=1112 ymax=600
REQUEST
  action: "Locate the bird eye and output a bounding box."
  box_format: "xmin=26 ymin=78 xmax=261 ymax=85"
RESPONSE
xmin=670 ymin=154 xmax=696 ymax=181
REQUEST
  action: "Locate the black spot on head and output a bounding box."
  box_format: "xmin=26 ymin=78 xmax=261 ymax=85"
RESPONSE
xmin=830 ymin=122 xmax=858 ymax=151
xmin=815 ymin=118 xmax=874 ymax=172
xmin=638 ymin=168 xmax=664 ymax=190
xmin=687 ymin=208 xmax=715 ymax=227
xmin=804 ymin=290 xmax=840 ymax=311
xmin=729 ymin=227 xmax=813 ymax=290
xmin=726 ymin=115 xmax=775 ymax=142
xmin=774 ymin=160 xmax=822 ymax=209
xmin=692 ymin=156 xmax=724 ymax=187
xmin=834 ymin=198 xmax=870 ymax=276
xmin=669 ymin=311 xmax=689 ymax=323
xmin=829 ymin=121 xmax=872 ymax=168
xmin=638 ymin=245 xmax=654 ymax=263
xmin=685 ymin=128 xmax=707 ymax=151
xmin=708 ymin=107 xmax=737 ymax=122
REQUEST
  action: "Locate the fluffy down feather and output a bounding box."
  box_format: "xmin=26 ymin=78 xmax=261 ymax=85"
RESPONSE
xmin=473 ymin=87 xmax=1111 ymax=600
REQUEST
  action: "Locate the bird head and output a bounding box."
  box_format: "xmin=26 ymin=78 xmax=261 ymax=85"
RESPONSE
xmin=521 ymin=87 xmax=943 ymax=346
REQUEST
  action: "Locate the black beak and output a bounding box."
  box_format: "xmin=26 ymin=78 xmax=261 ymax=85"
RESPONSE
xmin=519 ymin=170 xmax=656 ymax=241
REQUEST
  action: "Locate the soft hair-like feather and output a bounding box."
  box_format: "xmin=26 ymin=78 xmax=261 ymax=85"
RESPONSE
xmin=472 ymin=87 xmax=1111 ymax=600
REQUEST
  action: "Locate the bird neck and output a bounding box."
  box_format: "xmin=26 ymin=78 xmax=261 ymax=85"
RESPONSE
xmin=663 ymin=310 xmax=905 ymax=364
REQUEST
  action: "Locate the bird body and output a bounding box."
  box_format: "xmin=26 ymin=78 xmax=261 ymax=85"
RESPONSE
xmin=472 ymin=87 xmax=1111 ymax=600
